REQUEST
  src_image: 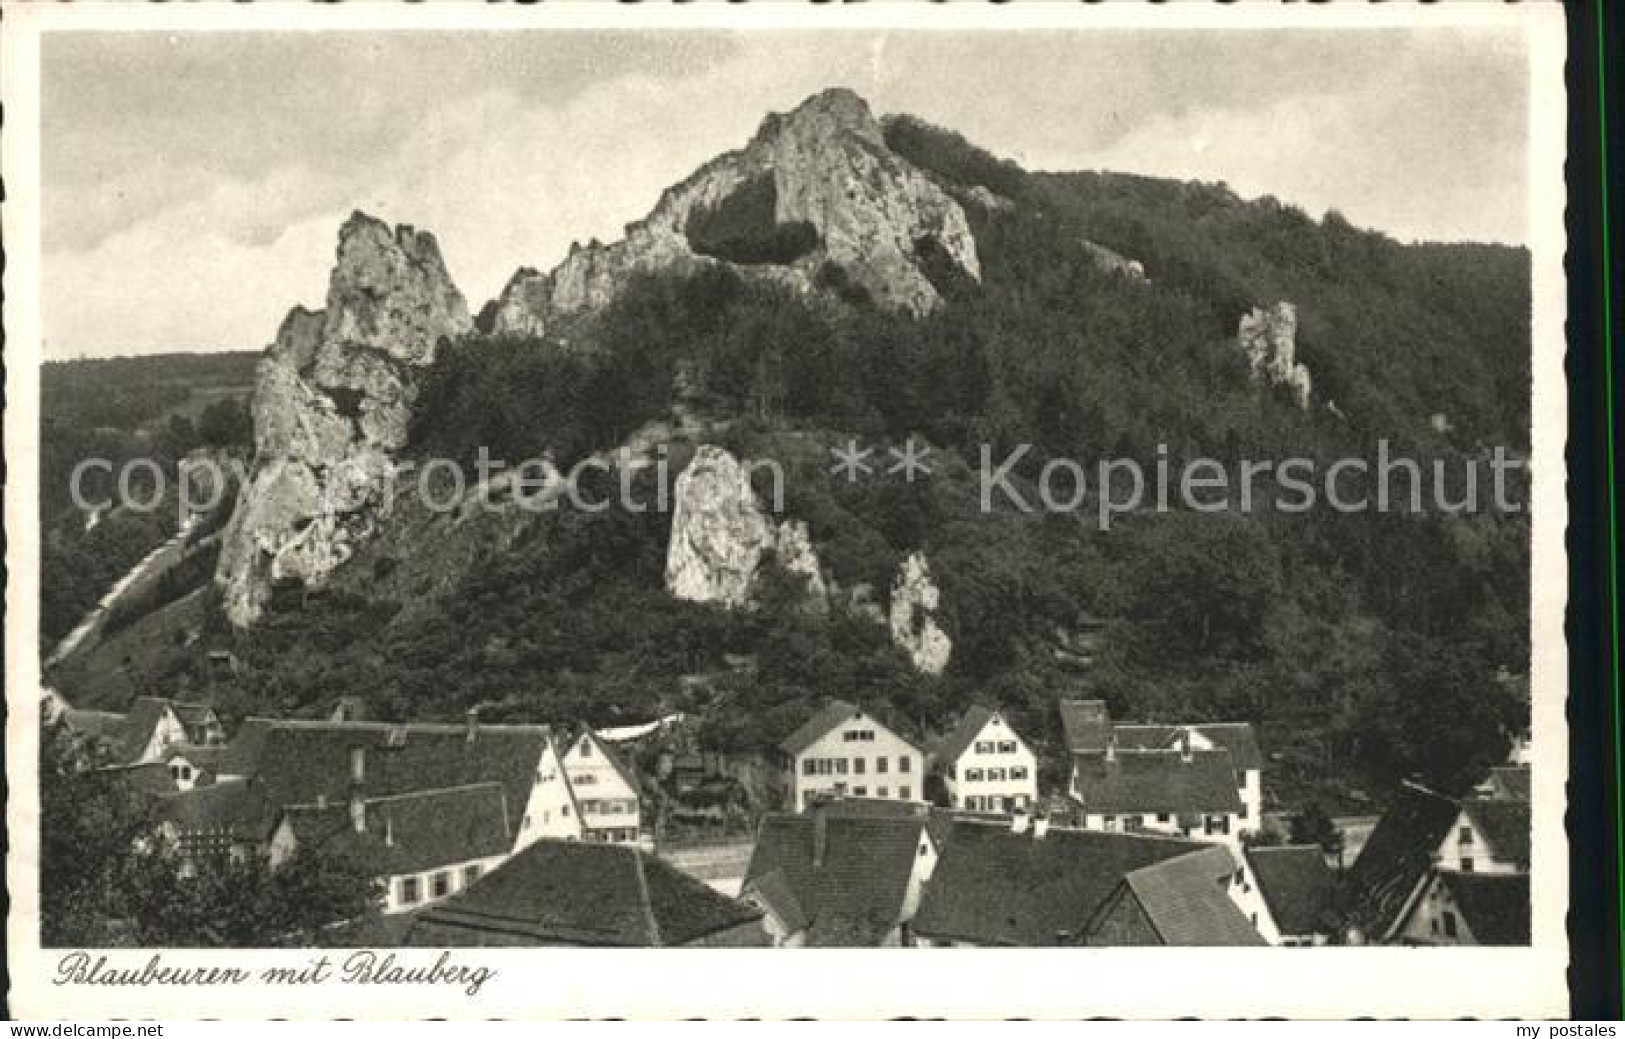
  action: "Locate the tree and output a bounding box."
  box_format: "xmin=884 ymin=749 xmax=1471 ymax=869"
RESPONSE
xmin=198 ymin=396 xmax=252 ymax=449
xmin=39 ymin=722 xmax=381 ymax=947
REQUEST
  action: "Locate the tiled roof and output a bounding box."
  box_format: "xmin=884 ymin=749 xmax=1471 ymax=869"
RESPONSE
xmin=61 ymin=708 xmax=127 ymax=743
xmin=746 ymin=867 xmax=809 ymax=934
xmin=403 ymin=840 xmax=762 ymax=947
xmin=779 ymin=700 xmax=861 ymax=756
xmin=743 ymin=808 xmax=927 ymax=946
xmin=214 ymin=717 xmax=274 ymax=776
xmin=1342 ymin=782 xmax=1461 ymax=941
xmin=1485 ymin=766 xmax=1531 ymax=802
xmin=91 ymin=761 xmax=176 ymax=797
xmin=1245 ymin=845 xmax=1336 ymax=936
xmin=1111 ymin=723 xmax=1263 ymax=772
xmin=935 ymin=705 xmax=998 ymax=765
xmin=1440 ymin=871 xmax=1530 ymax=945
xmin=1059 ymin=699 xmax=1109 ymax=753
xmin=240 ymin=718 xmax=551 ymax=828
xmin=1463 ymin=798 xmax=1531 ymax=866
xmin=117 ymin=698 xmax=170 ymax=764
xmin=912 ymin=820 xmax=1205 ymax=946
xmin=809 ymin=795 xmax=960 ymax=850
xmin=279 ymin=782 xmax=512 ymax=876
xmin=1123 ymin=845 xmax=1266 ymax=946
xmin=157 ymin=780 xmax=275 ymax=841
xmin=1069 ymin=749 xmax=1242 ymax=815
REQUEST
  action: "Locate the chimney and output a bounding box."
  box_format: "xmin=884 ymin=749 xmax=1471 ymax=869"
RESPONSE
xmin=1033 ymin=816 xmax=1050 ymax=839
xmin=1105 ymin=733 xmax=1117 ymax=764
xmin=1179 ymin=730 xmax=1192 ymax=763
xmin=465 ymin=707 xmax=480 ymax=743
xmin=315 ymin=793 xmax=328 ymax=809
xmin=383 ymin=810 xmax=395 ymax=847
xmin=813 ymin=808 xmax=829 ymax=869
xmin=349 ymin=745 xmax=366 ymax=785
xmin=349 ymin=790 xmax=366 ymax=834
xmin=1011 ymin=808 xmax=1031 ymax=835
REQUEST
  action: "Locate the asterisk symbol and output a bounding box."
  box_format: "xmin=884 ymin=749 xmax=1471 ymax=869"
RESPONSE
xmin=829 ymin=439 xmax=875 ymax=483
xmin=887 ymin=438 xmax=934 ymax=482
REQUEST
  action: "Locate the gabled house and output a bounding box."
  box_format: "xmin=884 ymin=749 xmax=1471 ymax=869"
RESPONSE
xmin=558 ymin=726 xmax=643 ymax=845
xmin=740 ymin=802 xmax=938 ymax=947
xmin=119 ymin=697 xmax=226 ymax=765
xmin=1060 ymin=699 xmax=1264 ymax=837
xmin=228 ymin=714 xmax=562 ymax=855
xmin=403 ymin=839 xmax=767 ymax=947
xmin=1244 ymin=844 xmax=1337 ymax=946
xmin=1083 ymin=844 xmax=1268 ymax=947
xmin=778 ymin=700 xmax=924 ymax=811
xmin=935 ymin=705 xmax=1038 ymax=814
xmin=1438 ymin=797 xmax=1530 ymax=874
xmin=911 ymin=816 xmax=1231 ymax=947
xmin=269 ymin=782 xmax=513 ymax=915
xmin=1394 ymin=870 xmax=1531 ymax=946
xmin=1068 ymin=737 xmax=1243 ymax=845
xmin=1340 ymin=781 xmax=1468 ymax=944
xmin=154 ymin=781 xmax=273 ymax=877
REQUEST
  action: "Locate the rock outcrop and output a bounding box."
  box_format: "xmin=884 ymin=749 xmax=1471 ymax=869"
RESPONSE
xmin=215 ymin=212 xmax=472 ymax=625
xmin=489 ymin=88 xmax=980 ymax=336
xmin=1080 ymin=239 xmax=1147 ymax=281
xmin=665 ymin=445 xmax=828 ymax=610
xmin=1238 ymin=302 xmax=1311 ymax=409
xmin=889 ymin=551 xmax=952 ymax=675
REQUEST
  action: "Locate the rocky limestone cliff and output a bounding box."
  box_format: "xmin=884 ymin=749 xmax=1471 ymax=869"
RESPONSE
xmin=216 ymin=212 xmax=472 ymax=626
xmin=889 ymin=551 xmax=952 ymax=676
xmin=489 ymin=88 xmax=980 ymax=337
xmin=665 ymin=445 xmax=828 ymax=610
xmin=1239 ymin=301 xmax=1311 ymax=409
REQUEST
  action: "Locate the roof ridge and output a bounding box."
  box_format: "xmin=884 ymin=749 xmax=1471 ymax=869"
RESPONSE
xmin=629 ymin=847 xmax=662 ymax=946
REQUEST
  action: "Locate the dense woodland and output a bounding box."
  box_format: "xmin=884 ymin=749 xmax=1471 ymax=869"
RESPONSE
xmin=40 ymin=353 xmax=255 ymax=644
xmin=49 ymin=125 xmax=1530 ymax=808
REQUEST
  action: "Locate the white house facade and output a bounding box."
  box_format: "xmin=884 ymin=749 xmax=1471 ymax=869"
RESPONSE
xmin=779 ymin=701 xmax=925 ymax=811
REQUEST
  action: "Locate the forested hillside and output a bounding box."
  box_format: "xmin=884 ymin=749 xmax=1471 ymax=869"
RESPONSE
xmin=54 ymin=115 xmax=1529 ymax=810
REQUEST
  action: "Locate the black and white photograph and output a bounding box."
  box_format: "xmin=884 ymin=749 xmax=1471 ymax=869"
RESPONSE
xmin=4 ymin=1 xmax=1571 ymax=1020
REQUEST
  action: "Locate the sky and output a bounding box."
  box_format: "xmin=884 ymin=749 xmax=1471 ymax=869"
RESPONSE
xmin=41 ymin=28 xmax=1530 ymax=359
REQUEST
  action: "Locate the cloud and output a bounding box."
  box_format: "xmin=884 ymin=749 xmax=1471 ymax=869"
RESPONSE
xmin=40 ymin=29 xmax=1530 ymax=357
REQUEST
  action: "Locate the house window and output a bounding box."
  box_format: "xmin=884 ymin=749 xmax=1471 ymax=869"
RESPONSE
xmin=563 ymin=805 xmax=570 ymax=817
xmin=803 ymin=759 xmax=815 ymax=775
xmin=854 ymin=787 xmax=868 ymax=797
xmin=464 ymin=864 xmax=482 ymax=887
xmin=987 ymin=768 xmax=1006 ymax=782
xmin=900 ymin=786 xmax=911 ymax=801
xmin=836 ymin=759 xmax=848 ymax=775
xmin=1010 ymin=767 xmax=1028 ymax=780
xmin=1442 ymin=912 xmax=1459 ymax=939
xmin=1431 ymin=918 xmax=1440 ymax=935
xmin=899 ymin=757 xmax=911 ymax=773
xmin=878 ymin=787 xmax=889 ymax=798
xmin=965 ymin=796 xmax=980 ymax=811
xmin=399 ymin=877 xmax=421 ymax=905
xmin=432 ymin=872 xmax=451 ymax=899
xmin=1239 ymin=802 xmax=1249 ymax=820
xmin=1460 ymin=857 xmax=1475 ymax=873
xmin=919 ymin=843 xmax=929 ymax=857
xmin=580 ymin=739 xmax=593 ymax=756
xmin=975 ymin=741 xmax=993 ymax=754
xmin=1157 ymin=813 xmax=1171 ymax=823
xmin=1459 ymin=826 xmax=1473 ymax=845
xmin=998 ymin=741 xmax=1017 ymax=753
xmin=854 ymin=758 xmax=866 ymax=775
xmin=967 ymin=769 xmax=984 ymax=782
